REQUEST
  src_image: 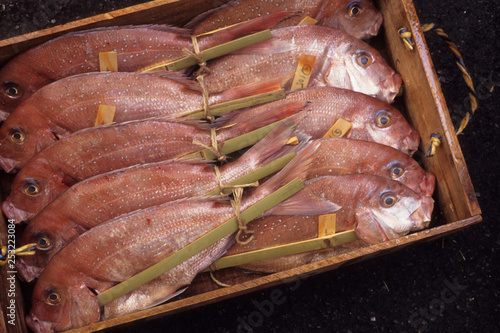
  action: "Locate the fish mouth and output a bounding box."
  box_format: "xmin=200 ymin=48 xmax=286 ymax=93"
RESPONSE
xmin=16 ymin=257 xmax=42 ymax=282
xmin=419 ymin=172 xmax=436 ymax=197
xmin=26 ymin=314 xmax=55 ymax=333
xmin=402 ymin=128 xmax=420 ymax=156
xmin=2 ymin=200 xmax=35 ymax=222
xmin=409 ymin=196 xmax=434 ymax=231
xmin=367 ymin=14 xmax=384 ymax=39
xmin=0 ymin=156 xmax=20 ymax=173
xmin=379 ymin=73 xmax=403 ymax=104
xmin=0 ymin=109 xmax=10 ymax=121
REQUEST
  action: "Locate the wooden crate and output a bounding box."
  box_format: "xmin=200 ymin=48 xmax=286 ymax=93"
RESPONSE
xmin=0 ymin=0 xmax=482 ymax=332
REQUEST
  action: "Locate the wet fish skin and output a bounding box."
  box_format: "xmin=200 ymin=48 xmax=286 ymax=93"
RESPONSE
xmin=0 ymin=71 xmax=282 ymax=173
xmin=16 ymin=121 xmax=297 ymax=282
xmin=188 ymin=0 xmax=383 ymax=40
xmin=0 ymin=12 xmax=290 ymax=118
xmin=203 ymin=25 xmax=402 ymax=104
xmin=231 ymin=174 xmax=434 ymax=272
xmin=218 ymin=86 xmax=420 ymax=155
xmin=26 ymin=138 xmax=337 ymax=332
xmin=1 ymin=119 xmax=213 ymax=223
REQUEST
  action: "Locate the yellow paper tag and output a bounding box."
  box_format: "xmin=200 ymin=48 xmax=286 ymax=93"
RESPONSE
xmin=99 ymin=52 xmax=118 ymax=72
xmin=298 ymin=16 xmax=318 ymax=26
xmin=323 ymin=118 xmax=352 ymax=138
xmin=286 ymin=136 xmax=299 ymax=146
xmin=95 ymin=105 xmax=116 ymax=126
xmin=290 ymin=54 xmax=316 ymax=91
xmin=318 ymin=214 xmax=336 ymax=237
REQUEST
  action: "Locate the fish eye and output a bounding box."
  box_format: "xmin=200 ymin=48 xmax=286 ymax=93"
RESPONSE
xmin=46 ymin=291 xmax=61 ymax=304
xmin=355 ymin=52 xmax=373 ymax=67
xmin=24 ymin=180 xmax=40 ymax=196
xmin=381 ymin=193 xmax=397 ymax=207
xmin=391 ymin=166 xmax=404 ymax=179
xmin=348 ymin=3 xmax=363 ymax=17
xmin=375 ymin=110 xmax=392 ymax=128
xmin=10 ymin=128 xmax=25 ymax=144
xmin=37 ymin=237 xmax=51 ymax=249
xmin=3 ymin=82 xmax=22 ymax=99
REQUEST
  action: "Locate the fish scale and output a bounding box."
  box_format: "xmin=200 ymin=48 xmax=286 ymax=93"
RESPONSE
xmin=188 ymin=0 xmax=383 ymax=40
xmin=25 ymin=138 xmax=339 ymax=332
xmin=0 ymin=12 xmax=291 ymax=118
xmin=203 ymin=25 xmax=402 ymax=104
xmin=16 ymin=123 xmax=297 ymax=282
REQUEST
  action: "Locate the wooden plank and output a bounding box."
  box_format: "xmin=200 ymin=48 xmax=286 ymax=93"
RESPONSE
xmin=0 ymin=0 xmax=231 ymax=66
xmin=378 ymin=0 xmax=481 ymax=223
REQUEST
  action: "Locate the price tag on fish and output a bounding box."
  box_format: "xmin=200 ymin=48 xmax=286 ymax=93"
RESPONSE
xmin=290 ymin=54 xmax=316 ymax=91
xmin=323 ymin=118 xmax=353 ymax=139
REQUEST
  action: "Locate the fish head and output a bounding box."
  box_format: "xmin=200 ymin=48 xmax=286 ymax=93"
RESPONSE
xmin=0 ymin=105 xmax=55 ymax=172
xmin=385 ymin=159 xmax=436 ymax=197
xmin=0 ymin=58 xmax=48 ymax=120
xmin=323 ymin=41 xmax=402 ymax=104
xmin=350 ymin=102 xmax=420 ymax=155
xmin=355 ymin=178 xmax=434 ymax=244
xmin=317 ymin=0 xmax=384 ymax=39
xmin=17 ymin=217 xmax=85 ymax=282
xmin=2 ymin=165 xmax=69 ymax=222
xmin=26 ymin=270 xmax=100 ymax=333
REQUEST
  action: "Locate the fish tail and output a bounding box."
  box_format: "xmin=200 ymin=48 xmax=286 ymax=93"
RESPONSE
xmin=217 ymin=76 xmax=289 ymax=102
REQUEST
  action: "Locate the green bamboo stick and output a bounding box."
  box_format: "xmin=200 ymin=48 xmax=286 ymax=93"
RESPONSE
xmin=205 ymin=152 xmax=296 ymax=196
xmin=164 ymin=30 xmax=272 ymax=72
xmin=203 ymin=230 xmax=358 ymax=272
xmin=181 ymin=119 xmax=285 ymax=160
xmin=97 ymin=178 xmax=304 ymax=306
xmin=176 ymin=89 xmax=286 ymax=120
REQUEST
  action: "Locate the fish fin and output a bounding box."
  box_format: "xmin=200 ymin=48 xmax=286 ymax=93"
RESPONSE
xmin=219 ymin=100 xmax=308 ymax=140
xmin=230 ymin=38 xmax=296 ymax=55
xmin=266 ymin=187 xmax=341 ymax=216
xmin=63 ymin=25 xmax=193 ymax=38
xmin=217 ymin=76 xmax=290 ymax=102
xmin=253 ymin=138 xmax=320 ymax=199
xmin=235 ymin=118 xmax=297 ymax=167
xmin=201 ymin=12 xmax=299 ymax=40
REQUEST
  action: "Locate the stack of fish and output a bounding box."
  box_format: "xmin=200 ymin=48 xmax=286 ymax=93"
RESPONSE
xmin=0 ymin=1 xmax=435 ymax=332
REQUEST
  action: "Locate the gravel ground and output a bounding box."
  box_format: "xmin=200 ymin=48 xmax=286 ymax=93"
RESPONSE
xmin=0 ymin=1 xmax=498 ymax=332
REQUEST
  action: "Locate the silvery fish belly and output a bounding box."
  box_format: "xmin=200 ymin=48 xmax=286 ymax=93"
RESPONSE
xmin=16 ymin=123 xmax=296 ymax=282
xmin=0 ymin=12 xmax=290 ymax=118
xmin=188 ymin=0 xmax=383 ymax=40
xmin=217 ymin=86 xmax=420 ymax=155
xmin=203 ymin=25 xmax=402 ymax=104
xmin=0 ymin=71 xmax=281 ymax=173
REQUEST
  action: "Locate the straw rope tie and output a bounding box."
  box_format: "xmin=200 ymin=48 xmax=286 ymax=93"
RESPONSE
xmin=231 ymin=188 xmax=255 ymax=245
xmin=426 ymin=133 xmax=442 ymax=157
xmin=0 ymin=243 xmax=37 ymax=266
xmin=214 ymin=165 xmax=259 ymax=198
xmin=183 ymin=36 xmax=214 ymax=122
xmin=192 ymin=128 xmax=227 ymax=162
xmin=398 ymin=26 xmax=415 ymax=51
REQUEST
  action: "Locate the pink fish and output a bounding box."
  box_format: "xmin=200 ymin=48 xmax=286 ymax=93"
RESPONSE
xmin=0 ymin=71 xmax=282 ymax=173
xmin=26 ymin=142 xmax=338 ymax=333
xmin=0 ymin=12 xmax=290 ymax=119
xmin=217 ymin=86 xmax=419 ymax=155
xmin=203 ymin=25 xmax=402 ymax=103
xmin=2 ymin=111 xmax=296 ymax=222
xmin=187 ymin=0 xmax=383 ymax=40
xmin=231 ymin=174 xmax=434 ymax=273
xmin=15 ymin=122 xmax=299 ymax=281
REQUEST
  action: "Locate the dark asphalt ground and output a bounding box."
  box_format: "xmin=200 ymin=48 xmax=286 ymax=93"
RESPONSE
xmin=0 ymin=1 xmax=498 ymax=332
